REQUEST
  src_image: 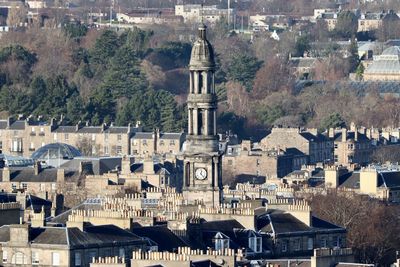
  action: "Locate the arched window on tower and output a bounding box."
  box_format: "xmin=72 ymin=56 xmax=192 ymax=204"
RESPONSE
xmin=198 ymin=72 xmax=203 ymax=94
xmin=185 ymin=162 xmax=190 ymax=187
xmin=198 ymin=109 xmax=203 ymax=135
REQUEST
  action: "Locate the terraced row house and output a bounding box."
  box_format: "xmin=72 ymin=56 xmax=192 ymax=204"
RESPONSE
xmin=0 ymin=117 xmax=185 ymax=157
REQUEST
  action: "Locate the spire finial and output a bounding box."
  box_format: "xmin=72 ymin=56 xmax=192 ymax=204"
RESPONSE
xmin=200 ymin=3 xmax=204 ymax=25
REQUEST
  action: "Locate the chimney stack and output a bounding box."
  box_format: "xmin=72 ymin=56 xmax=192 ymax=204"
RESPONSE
xmin=57 ymin=168 xmax=65 ymax=183
xmin=34 ymin=161 xmax=41 ymax=176
xmin=341 ymin=128 xmax=347 ymax=142
xmin=3 ymin=167 xmax=10 ymax=182
xmin=354 ymin=128 xmax=358 ymax=141
xmin=328 ymin=128 xmax=335 ymax=138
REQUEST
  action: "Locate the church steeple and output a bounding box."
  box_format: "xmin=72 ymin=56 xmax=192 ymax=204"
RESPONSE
xmin=186 ymin=23 xmax=218 ymax=150
xmin=182 ymin=23 xmax=222 ymax=208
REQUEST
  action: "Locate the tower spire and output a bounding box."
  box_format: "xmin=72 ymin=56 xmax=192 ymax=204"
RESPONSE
xmin=200 ymin=3 xmax=204 ymax=25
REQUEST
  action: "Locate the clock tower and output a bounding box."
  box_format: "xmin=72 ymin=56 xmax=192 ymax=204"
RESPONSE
xmin=182 ymin=23 xmax=222 ymax=207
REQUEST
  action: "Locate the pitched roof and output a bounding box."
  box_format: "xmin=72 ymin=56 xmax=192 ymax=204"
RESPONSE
xmin=160 ymin=133 xmax=185 ymax=140
xmin=0 ymin=224 xmax=144 ymax=248
xmin=49 ymin=198 xmax=103 ymax=224
xmin=339 ymin=170 xmax=400 ymax=189
xmin=0 ymin=193 xmax=51 ymax=212
xmin=0 ymin=167 xmax=77 ymax=183
xmin=258 ymin=211 xmax=345 ymax=236
xmin=131 ymin=225 xmax=188 ymax=251
xmin=333 ymin=131 xmax=369 ymax=142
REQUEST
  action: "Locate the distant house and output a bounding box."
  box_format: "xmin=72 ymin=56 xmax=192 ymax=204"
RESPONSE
xmin=358 ymin=12 xmax=384 ymax=32
xmin=116 ymin=10 xmax=182 ymax=25
xmin=175 ymin=4 xmax=234 ymax=24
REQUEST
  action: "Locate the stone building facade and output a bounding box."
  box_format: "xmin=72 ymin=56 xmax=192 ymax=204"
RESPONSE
xmin=0 ymin=117 xmax=184 ymax=158
xmin=222 ymin=141 xmax=307 ymax=181
xmin=260 ymin=127 xmax=333 ymax=164
xmin=130 ymin=130 xmax=185 ymax=157
xmin=0 ymin=222 xmax=148 ymax=267
xmin=331 ymin=128 xmax=372 ymax=166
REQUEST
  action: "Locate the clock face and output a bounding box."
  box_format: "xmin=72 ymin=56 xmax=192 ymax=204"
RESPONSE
xmin=195 ymin=168 xmax=207 ymax=180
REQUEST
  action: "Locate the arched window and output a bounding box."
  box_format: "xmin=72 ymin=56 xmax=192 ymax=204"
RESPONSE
xmin=198 ymin=109 xmax=203 ymax=135
xmin=198 ymin=72 xmax=203 ymax=94
xmin=185 ymin=162 xmax=190 ymax=187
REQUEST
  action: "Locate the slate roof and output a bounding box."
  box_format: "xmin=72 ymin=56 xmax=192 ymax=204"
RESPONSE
xmin=9 ymin=121 xmax=26 ymax=130
xmin=0 ymin=167 xmax=77 ymax=183
xmin=131 ymin=225 xmax=188 ymax=251
xmin=132 ymin=132 xmax=153 ymax=139
xmin=131 ymin=132 xmax=184 ymax=140
xmin=199 ymin=220 xmax=260 ymax=252
xmin=0 ymin=193 xmax=51 ymax=212
xmin=60 ymin=157 xmax=122 ymax=175
xmin=285 ymin=147 xmax=307 ymax=157
xmin=105 ymin=127 xmax=131 ymax=134
xmin=130 ymin=162 xmax=172 ymax=175
xmin=333 ymin=131 xmax=370 ymax=142
xmin=290 ymin=58 xmax=319 ymax=69
xmin=258 ymin=211 xmax=345 ymax=237
xmin=160 ymin=133 xmax=184 ymax=140
xmin=76 ymin=127 xmax=103 ymax=134
xmin=53 ymin=126 xmax=76 ymax=133
xmin=338 ymin=170 xmax=400 ymax=189
xmin=49 ymin=198 xmax=102 ymax=224
xmin=0 ymin=224 xmax=145 ymax=248
xmin=300 ymin=132 xmax=329 ymax=142
xmin=0 ymin=121 xmax=7 ymax=129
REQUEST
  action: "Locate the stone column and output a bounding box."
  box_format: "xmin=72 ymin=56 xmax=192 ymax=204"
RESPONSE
xmin=211 ymin=72 xmax=215 ymax=94
xmin=213 ymin=110 xmax=217 ymax=136
xmin=214 ymin=159 xmax=219 ymax=188
xmin=203 ymin=72 xmax=208 ymax=94
xmin=194 ymin=71 xmax=199 ymax=94
xmin=204 ymin=109 xmax=209 ymax=136
xmin=189 ymin=72 xmax=194 ymax=94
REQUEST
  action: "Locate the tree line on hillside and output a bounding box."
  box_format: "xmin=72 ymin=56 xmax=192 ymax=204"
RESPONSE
xmin=0 ymin=25 xmax=186 ymax=132
xmin=1 ymin=17 xmax=400 ymax=139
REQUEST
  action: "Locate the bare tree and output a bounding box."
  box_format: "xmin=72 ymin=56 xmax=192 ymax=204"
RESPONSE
xmin=76 ymin=136 xmax=101 ymax=156
xmin=310 ymin=190 xmax=400 ymax=265
xmin=6 ymin=4 xmax=27 ymax=28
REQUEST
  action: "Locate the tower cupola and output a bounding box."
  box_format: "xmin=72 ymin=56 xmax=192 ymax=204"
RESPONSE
xmin=189 ymin=24 xmax=215 ymax=71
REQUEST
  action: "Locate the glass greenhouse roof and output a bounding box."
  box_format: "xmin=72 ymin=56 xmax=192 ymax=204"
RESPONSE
xmin=31 ymin=143 xmax=82 ymax=160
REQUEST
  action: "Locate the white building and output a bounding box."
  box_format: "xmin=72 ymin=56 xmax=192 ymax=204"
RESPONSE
xmin=249 ymin=15 xmax=269 ymax=32
xmin=175 ymin=4 xmax=234 ymax=24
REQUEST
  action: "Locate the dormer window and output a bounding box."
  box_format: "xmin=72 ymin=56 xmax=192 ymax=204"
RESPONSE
xmin=213 ymin=232 xmax=230 ymax=251
xmin=248 ymin=232 xmax=262 ymax=253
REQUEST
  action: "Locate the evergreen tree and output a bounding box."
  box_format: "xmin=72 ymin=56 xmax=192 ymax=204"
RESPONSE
xmin=85 ymin=87 xmax=116 ymax=125
xmin=120 ymin=27 xmax=153 ymax=57
xmin=227 ymin=54 xmax=262 ymax=91
xmin=320 ymin=112 xmax=346 ymax=131
xmin=100 ymin=45 xmax=147 ymax=98
xmin=334 ymin=11 xmax=358 ymax=39
xmin=66 ymin=95 xmax=84 ymax=123
xmin=90 ymin=30 xmax=120 ymax=66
